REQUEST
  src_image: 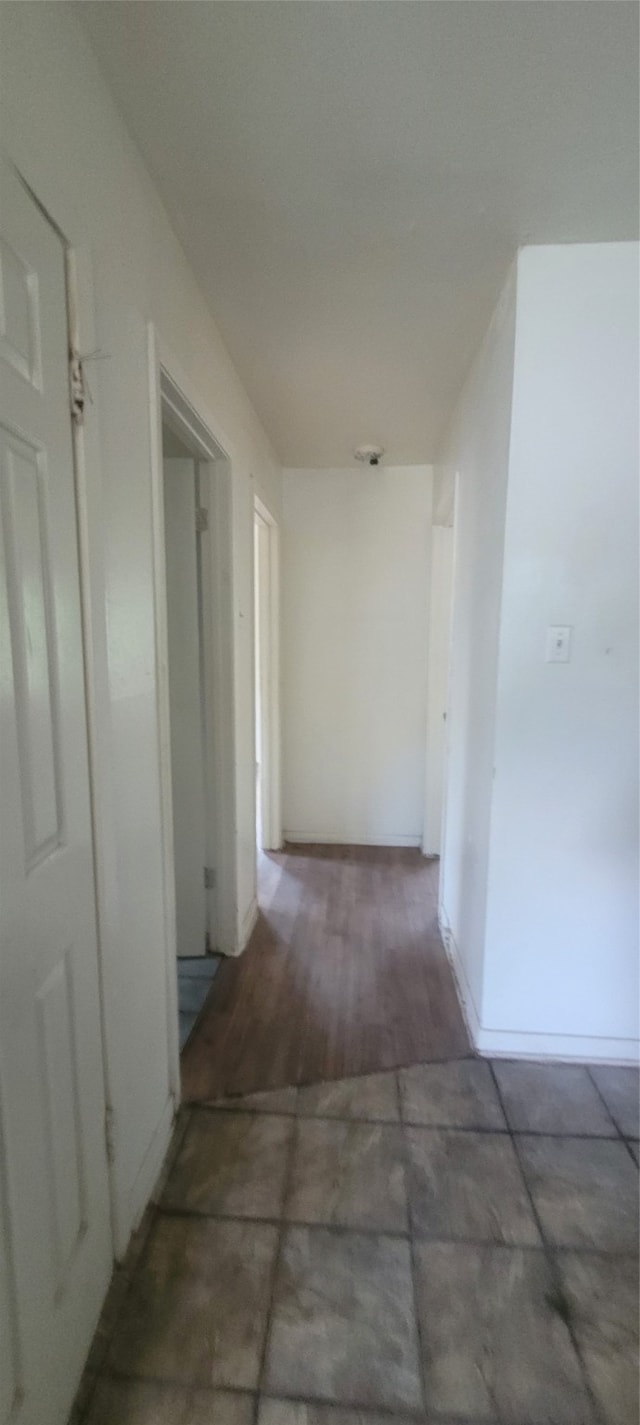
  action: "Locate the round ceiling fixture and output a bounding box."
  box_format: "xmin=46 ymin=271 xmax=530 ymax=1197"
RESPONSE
xmin=354 ymin=444 xmax=384 ymax=466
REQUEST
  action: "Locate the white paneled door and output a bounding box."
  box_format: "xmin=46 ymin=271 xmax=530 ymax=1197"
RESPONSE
xmin=0 ymin=164 xmax=111 ymax=1425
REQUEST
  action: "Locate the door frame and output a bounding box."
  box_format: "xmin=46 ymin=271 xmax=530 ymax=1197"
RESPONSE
xmin=423 ymin=523 xmax=455 ymax=857
xmin=253 ymin=495 xmax=282 ymax=852
xmin=437 ymin=470 xmax=460 ymax=919
xmin=148 ymin=324 xmax=237 ymax=1098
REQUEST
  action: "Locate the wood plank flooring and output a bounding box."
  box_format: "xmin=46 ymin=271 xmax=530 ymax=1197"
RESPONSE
xmin=180 ymin=844 xmax=470 ymax=1102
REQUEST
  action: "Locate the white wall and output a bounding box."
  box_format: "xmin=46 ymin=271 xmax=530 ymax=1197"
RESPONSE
xmin=1 ymin=3 xmax=281 ymax=1254
xmin=438 ymin=267 xmax=518 ymax=1017
xmin=481 ymin=244 xmax=639 ymax=1059
xmin=423 ymin=524 xmax=454 ymax=856
xmin=439 ymin=244 xmax=639 ymax=1062
xmin=282 ymin=466 xmax=431 ymax=845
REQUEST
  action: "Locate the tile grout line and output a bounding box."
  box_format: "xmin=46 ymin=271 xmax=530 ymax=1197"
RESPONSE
xmin=156 ymin=1085 xmax=638 ymax=1258
xmin=253 ymin=1109 xmax=300 ymax=1421
xmin=152 ymin=1104 xmax=193 ymax=1206
xmin=97 ymin=1369 xmax=258 ymax=1407
xmin=75 ymin=1216 xmax=158 ymax=1424
xmin=74 ymin=1105 xmax=193 ymax=1422
xmin=585 ymin=1063 xmax=639 ymax=1160
xmin=396 ymin=1067 xmax=431 ymax=1420
xmin=486 ymin=1060 xmax=608 ymax=1425
xmin=101 ymin=1365 xmax=501 ymax=1421
xmin=188 ymin=1095 xmax=630 ymax=1141
xmin=257 ymin=1384 xmax=472 ymax=1420
xmin=183 ymin=1051 xmax=479 ymax=1108
xmin=93 ymin=1358 xmax=610 ymax=1425
xmin=151 ymin=1198 xmax=637 ymax=1259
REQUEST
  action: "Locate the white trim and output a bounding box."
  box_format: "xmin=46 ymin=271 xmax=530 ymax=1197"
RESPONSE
xmin=147 ymin=326 xmax=181 ymax=1106
xmin=423 ymin=524 xmax=454 ymax=856
xmin=202 ymin=445 xmax=237 ymax=956
xmin=196 ymin=462 xmax=218 ymax=952
xmin=435 ymin=472 xmax=460 ymax=885
xmin=439 ymin=905 xmax=640 ymax=1067
xmin=438 ymin=906 xmax=481 ymax=1047
xmin=64 ymin=243 xmax=120 ymax=1253
xmin=476 ymin=1029 xmax=640 ymax=1065
xmin=283 ymin=832 xmax=423 ymax=847
xmin=253 ymin=496 xmax=282 ymax=852
xmin=147 ymin=324 xmax=239 ymax=1105
xmin=238 ymin=896 xmax=259 ymax=954
xmin=123 ymin=1096 xmax=175 ymax=1255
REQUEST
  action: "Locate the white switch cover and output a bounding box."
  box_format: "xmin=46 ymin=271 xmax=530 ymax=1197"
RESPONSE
xmin=546 ymin=625 xmax=572 ymax=663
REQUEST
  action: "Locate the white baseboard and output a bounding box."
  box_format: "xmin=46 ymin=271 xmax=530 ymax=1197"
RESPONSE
xmin=283 ymin=831 xmax=422 ymax=848
xmin=475 ymin=1026 xmax=640 ymax=1065
xmin=438 ymin=902 xmax=639 ymax=1067
xmin=119 ymin=1093 xmax=175 ymax=1258
xmin=216 ymin=895 xmax=259 ymax=958
xmin=238 ymin=895 xmax=258 ymax=953
xmin=438 ymin=904 xmax=481 ymax=1048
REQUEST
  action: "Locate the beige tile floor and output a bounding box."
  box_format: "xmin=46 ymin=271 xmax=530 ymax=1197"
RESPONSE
xmin=72 ymin=1059 xmax=639 ymax=1424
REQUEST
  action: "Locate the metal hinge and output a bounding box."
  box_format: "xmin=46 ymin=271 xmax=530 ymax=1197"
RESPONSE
xmin=69 ymin=347 xmax=109 ymax=425
xmin=204 ymin=866 xmax=215 ymax=890
xmin=69 ymin=351 xmax=86 ymax=427
xmin=104 ymin=1106 xmax=116 ymax=1166
xmin=196 ymin=507 xmax=209 ymax=534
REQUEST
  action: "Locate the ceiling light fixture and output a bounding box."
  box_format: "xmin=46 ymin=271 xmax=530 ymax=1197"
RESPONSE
xmin=354 ymin=444 xmax=384 ymax=467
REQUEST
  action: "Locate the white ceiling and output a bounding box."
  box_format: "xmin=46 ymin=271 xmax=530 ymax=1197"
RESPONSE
xmin=77 ymin=1 xmax=638 ymax=466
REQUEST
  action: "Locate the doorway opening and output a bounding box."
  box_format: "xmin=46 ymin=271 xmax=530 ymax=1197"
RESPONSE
xmin=149 ymin=334 xmax=238 ymax=1097
xmin=161 ymin=415 xmax=222 ymax=1048
xmin=254 ymin=496 xmax=281 ymax=856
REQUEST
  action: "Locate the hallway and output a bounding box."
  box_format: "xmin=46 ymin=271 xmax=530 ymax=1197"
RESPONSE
xmin=74 ymin=1057 xmax=638 ymax=1423
xmin=181 ymin=845 xmax=469 ymax=1101
xmin=2 ymin=9 xmax=638 ymax=1425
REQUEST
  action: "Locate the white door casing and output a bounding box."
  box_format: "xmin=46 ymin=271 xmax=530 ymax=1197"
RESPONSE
xmin=253 ymin=497 xmax=281 ymax=854
xmin=163 ymin=456 xmax=207 ymax=957
xmin=195 ymin=464 xmax=218 ymax=945
xmin=254 ymin=510 xmax=268 ymax=851
xmin=149 ymin=336 xmax=238 ymax=963
xmin=0 ymin=163 xmax=111 ymax=1425
xmin=423 ymin=523 xmax=455 ymax=856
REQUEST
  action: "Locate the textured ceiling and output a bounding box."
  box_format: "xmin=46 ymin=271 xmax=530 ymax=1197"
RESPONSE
xmin=78 ymin=1 xmax=639 ymax=465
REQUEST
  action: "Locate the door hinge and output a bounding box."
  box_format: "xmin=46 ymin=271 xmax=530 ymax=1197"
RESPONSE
xmin=104 ymin=1106 xmax=116 ymax=1166
xmin=69 ymin=351 xmax=86 ymax=427
xmin=204 ymin=866 xmax=215 ymax=890
xmin=196 ymin=507 xmax=209 ymax=534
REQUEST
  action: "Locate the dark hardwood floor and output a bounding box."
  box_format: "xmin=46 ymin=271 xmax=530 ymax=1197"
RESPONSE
xmin=180 ymin=844 xmax=470 ymax=1101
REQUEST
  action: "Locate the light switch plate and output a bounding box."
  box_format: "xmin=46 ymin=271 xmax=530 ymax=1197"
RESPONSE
xmin=546 ymin=625 xmax=572 ymax=663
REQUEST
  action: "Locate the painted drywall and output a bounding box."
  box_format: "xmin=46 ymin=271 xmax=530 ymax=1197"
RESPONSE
xmin=432 ymin=464 xmax=456 ymax=527
xmin=439 ymin=243 xmax=639 ymax=1061
xmin=437 ymin=267 xmax=518 ymax=1019
xmin=481 ymin=244 xmax=639 ymax=1058
xmin=423 ymin=524 xmax=454 ymax=856
xmin=282 ymin=466 xmax=431 ymax=845
xmin=0 ymin=2 xmax=281 ymax=1257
